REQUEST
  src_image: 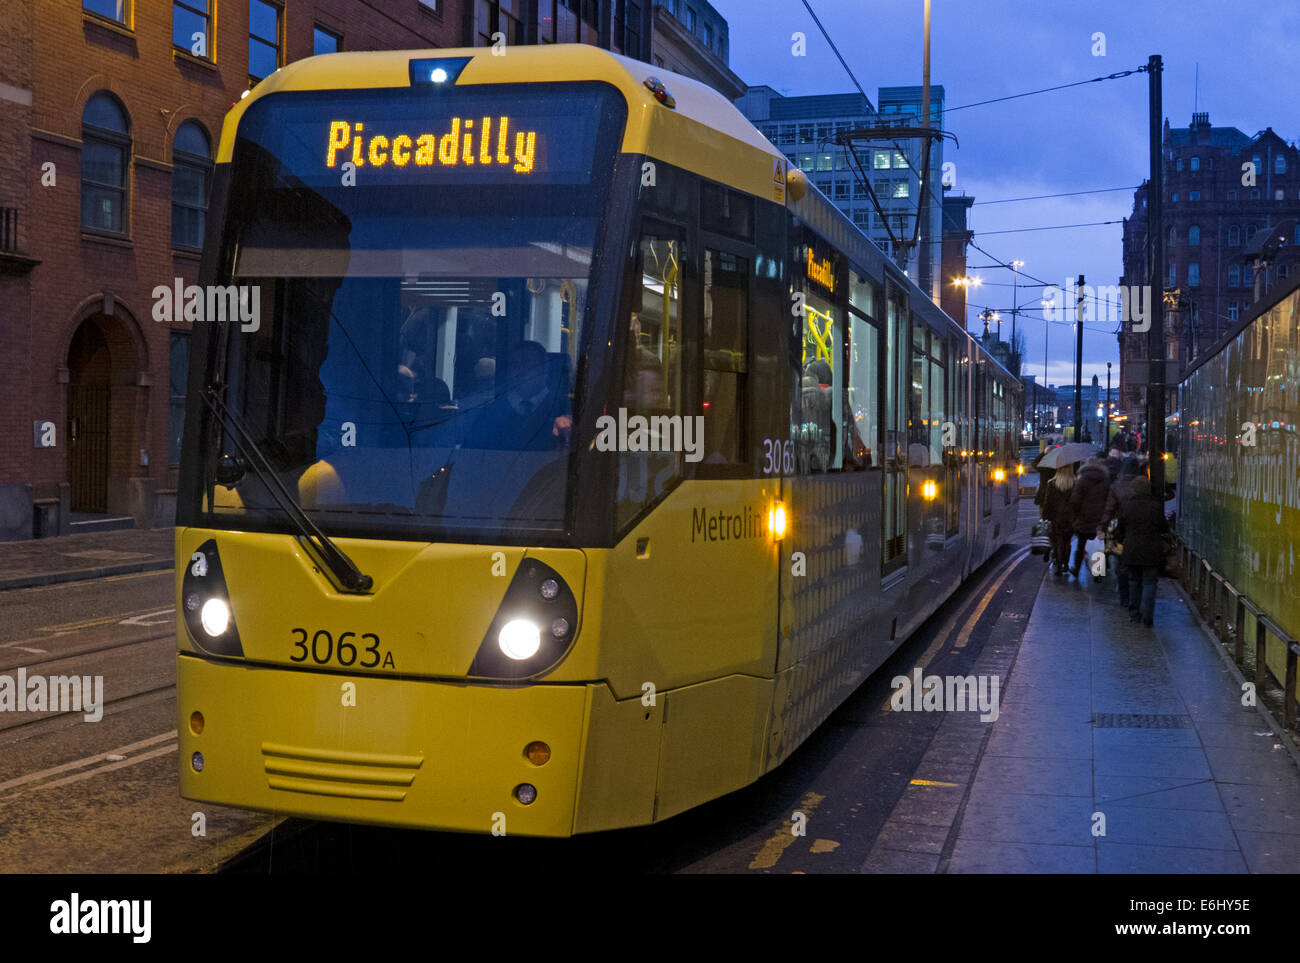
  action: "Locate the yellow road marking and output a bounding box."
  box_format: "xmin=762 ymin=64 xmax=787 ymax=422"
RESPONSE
xmin=749 ymin=790 xmax=824 ymax=870
xmin=37 ymin=614 xmax=122 ymax=633
xmin=880 ymin=547 xmax=1030 ymax=713
xmin=809 ymin=838 xmax=840 ymax=853
xmin=953 ymin=548 xmax=1030 ymax=649
xmin=909 ymin=779 xmax=958 ymax=787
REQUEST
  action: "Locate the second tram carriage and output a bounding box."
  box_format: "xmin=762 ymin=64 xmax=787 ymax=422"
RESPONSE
xmin=176 ymin=45 xmax=1021 ymax=835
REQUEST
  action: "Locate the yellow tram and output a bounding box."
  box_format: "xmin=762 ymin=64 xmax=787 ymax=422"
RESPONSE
xmin=176 ymin=45 xmax=1021 ymax=835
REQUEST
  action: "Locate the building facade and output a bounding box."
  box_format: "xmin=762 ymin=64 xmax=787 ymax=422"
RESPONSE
xmin=647 ymin=0 xmax=741 ymax=99
xmin=735 ymin=83 xmax=947 ymax=302
xmin=0 ymin=0 xmax=681 ymax=541
xmin=941 ymin=192 xmax=974 ymax=325
xmin=1118 ymin=112 xmax=1300 ymax=419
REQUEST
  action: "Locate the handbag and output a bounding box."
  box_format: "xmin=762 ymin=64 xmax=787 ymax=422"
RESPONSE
xmin=1105 ymin=517 xmax=1123 ymax=555
xmin=1030 ymin=518 xmax=1052 ymax=555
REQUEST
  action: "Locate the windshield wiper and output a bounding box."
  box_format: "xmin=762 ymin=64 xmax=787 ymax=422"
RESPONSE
xmin=200 ymin=386 xmax=374 ymax=593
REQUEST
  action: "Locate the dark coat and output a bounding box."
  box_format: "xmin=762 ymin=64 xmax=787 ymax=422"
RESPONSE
xmin=1114 ymin=495 xmax=1168 ymax=568
xmin=1069 ymin=463 xmax=1111 ymax=534
xmin=1101 ymin=459 xmax=1142 ymax=527
xmin=1041 ymin=480 xmax=1073 ymax=532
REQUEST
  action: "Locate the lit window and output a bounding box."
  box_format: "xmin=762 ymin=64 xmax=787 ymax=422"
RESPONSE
xmin=892 ymin=150 xmax=907 ymax=169
xmin=893 ymin=180 xmax=909 ymax=199
xmin=1168 ymin=263 xmax=1176 ymax=286
xmin=1188 ymin=263 xmax=1199 ymax=287
xmin=1275 ymin=189 xmax=1285 ymax=201
xmin=1188 ymin=225 xmax=1200 ymax=246
xmin=1190 ymin=156 xmax=1199 ymax=171
xmin=84 ymin=0 xmax=130 ymax=25
xmin=873 ymin=150 xmax=890 ymax=170
xmin=313 ymin=25 xmax=341 ymax=55
xmin=248 ymin=1 xmax=281 ymax=81
xmin=171 ymin=121 xmax=211 ymax=249
xmin=1276 ymin=155 xmax=1287 ymax=174
xmin=81 ymin=92 xmax=129 ymax=234
xmin=173 ymin=0 xmax=210 ymax=57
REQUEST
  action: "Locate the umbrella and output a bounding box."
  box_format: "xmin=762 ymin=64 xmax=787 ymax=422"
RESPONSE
xmin=1037 ymin=443 xmax=1100 ymax=469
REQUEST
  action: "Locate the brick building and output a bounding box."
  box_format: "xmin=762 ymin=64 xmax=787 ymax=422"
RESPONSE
xmin=1118 ymin=112 xmax=1300 ymax=420
xmin=0 ymin=0 xmax=660 ymax=540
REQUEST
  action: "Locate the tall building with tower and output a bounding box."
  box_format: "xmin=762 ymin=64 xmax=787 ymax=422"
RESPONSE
xmin=1118 ymin=112 xmax=1300 ymax=419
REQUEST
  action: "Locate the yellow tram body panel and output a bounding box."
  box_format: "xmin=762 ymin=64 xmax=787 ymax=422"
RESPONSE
xmin=179 ymin=44 xmax=1023 ymax=835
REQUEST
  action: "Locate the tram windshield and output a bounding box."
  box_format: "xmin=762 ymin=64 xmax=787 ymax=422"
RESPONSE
xmin=193 ymin=82 xmax=626 ymax=541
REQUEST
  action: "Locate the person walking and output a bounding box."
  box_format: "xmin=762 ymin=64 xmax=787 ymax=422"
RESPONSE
xmin=1041 ymin=462 xmax=1075 ymax=576
xmin=1113 ymin=477 xmax=1169 ymax=625
xmin=1068 ymin=456 xmax=1111 ymax=579
xmin=1101 ymin=456 xmax=1142 ymax=605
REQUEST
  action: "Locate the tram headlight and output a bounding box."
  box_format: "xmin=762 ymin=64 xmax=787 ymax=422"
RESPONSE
xmin=181 ymin=539 xmax=244 ymax=658
xmin=200 ymin=599 xmax=230 ymax=637
xmin=498 ymin=619 xmax=541 ymax=661
xmin=470 ymin=559 xmax=579 ymax=680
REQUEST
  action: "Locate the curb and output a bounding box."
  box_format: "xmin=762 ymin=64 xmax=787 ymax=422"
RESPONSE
xmin=0 ymin=558 xmax=174 ymax=593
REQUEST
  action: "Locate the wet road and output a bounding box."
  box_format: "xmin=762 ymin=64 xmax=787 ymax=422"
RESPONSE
xmin=0 ymin=570 xmax=276 ymax=873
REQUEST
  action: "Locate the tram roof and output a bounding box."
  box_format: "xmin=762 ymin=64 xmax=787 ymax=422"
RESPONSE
xmin=215 ymin=44 xmax=784 ymax=200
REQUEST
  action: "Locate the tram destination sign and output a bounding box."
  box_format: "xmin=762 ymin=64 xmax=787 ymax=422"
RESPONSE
xmin=237 ymin=84 xmax=618 ymax=188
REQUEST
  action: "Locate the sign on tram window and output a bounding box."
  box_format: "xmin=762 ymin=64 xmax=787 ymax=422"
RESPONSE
xmin=237 ymin=83 xmax=622 ymax=188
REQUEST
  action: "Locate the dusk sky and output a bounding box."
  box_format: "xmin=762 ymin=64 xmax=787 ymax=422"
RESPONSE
xmin=710 ymin=0 xmax=1300 ymax=390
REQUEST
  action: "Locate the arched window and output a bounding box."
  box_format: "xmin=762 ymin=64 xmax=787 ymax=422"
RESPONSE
xmin=1188 ymin=225 xmax=1200 ymax=246
xmin=1228 ymin=265 xmax=1240 ymax=287
xmin=172 ymin=121 xmax=211 ymax=249
xmin=1246 ymin=223 xmax=1257 ymax=241
xmin=1168 ymin=226 xmax=1177 ymax=246
xmin=1228 ymin=225 xmax=1240 ymax=246
xmin=81 ymin=92 xmax=129 ymax=234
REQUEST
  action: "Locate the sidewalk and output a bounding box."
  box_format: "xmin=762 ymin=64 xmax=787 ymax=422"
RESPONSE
xmin=0 ymin=528 xmax=174 ymax=591
xmin=866 ymin=562 xmax=1300 ymax=873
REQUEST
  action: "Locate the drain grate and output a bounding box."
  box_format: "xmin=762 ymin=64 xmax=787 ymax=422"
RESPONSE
xmin=1092 ymin=713 xmax=1194 ymax=729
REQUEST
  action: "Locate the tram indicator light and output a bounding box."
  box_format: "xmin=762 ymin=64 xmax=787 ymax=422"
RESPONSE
xmin=408 ymin=57 xmax=472 ymax=87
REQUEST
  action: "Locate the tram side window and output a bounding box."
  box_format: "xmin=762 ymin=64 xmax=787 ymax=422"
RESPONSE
xmin=909 ymin=326 xmax=945 ymax=466
xmin=848 ymin=272 xmax=880 ymax=468
xmin=701 ymin=248 xmax=747 ymax=464
xmin=798 ymin=279 xmax=843 ymax=472
xmin=616 ymin=232 xmax=685 ymax=531
xmin=882 ymin=289 xmax=908 ymax=569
